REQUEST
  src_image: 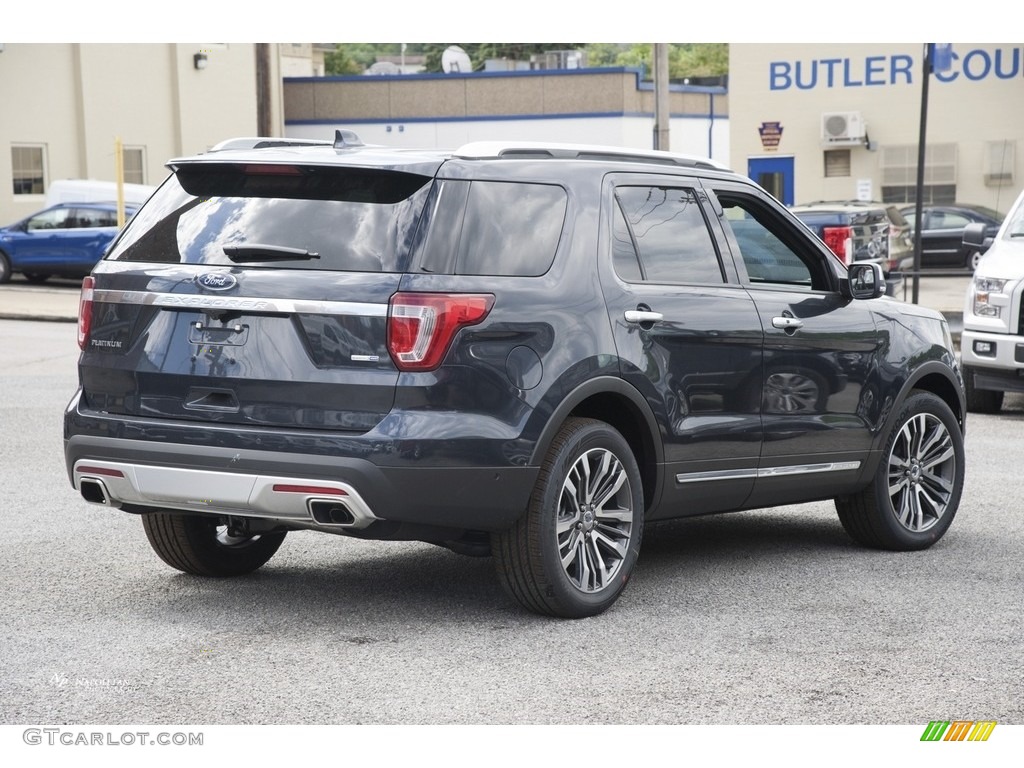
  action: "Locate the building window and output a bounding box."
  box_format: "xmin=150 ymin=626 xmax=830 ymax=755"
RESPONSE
xmin=824 ymin=149 xmax=851 ymax=178
xmin=985 ymin=140 xmax=1015 ymax=187
xmin=122 ymin=146 xmax=146 ymax=185
xmin=12 ymin=144 xmax=45 ymax=195
xmin=880 ymin=143 xmax=957 ymax=204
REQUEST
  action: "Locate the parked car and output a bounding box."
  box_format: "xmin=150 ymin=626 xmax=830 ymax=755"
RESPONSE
xmin=898 ymin=203 xmax=1004 ymax=270
xmin=959 ymin=188 xmax=1024 ymax=412
xmin=789 ymin=201 xmax=914 ymax=296
xmin=0 ymin=201 xmax=138 ymax=283
xmin=64 ymin=135 xmax=966 ymax=618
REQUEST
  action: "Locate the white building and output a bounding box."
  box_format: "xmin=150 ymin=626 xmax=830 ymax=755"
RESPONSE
xmin=728 ymin=43 xmax=1024 ymax=212
xmin=0 ymin=43 xmax=285 ymax=224
xmin=283 ymin=67 xmax=730 ymax=164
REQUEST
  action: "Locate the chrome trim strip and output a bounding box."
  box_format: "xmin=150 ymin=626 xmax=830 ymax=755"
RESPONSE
xmin=675 ymin=468 xmax=758 ymax=484
xmin=91 ymin=289 xmax=388 ymax=317
xmin=676 ymin=461 xmax=861 ymax=484
xmin=757 ymin=461 xmax=862 ymax=477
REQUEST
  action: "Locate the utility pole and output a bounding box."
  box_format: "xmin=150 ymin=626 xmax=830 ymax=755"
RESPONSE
xmin=653 ymin=44 xmax=670 ymax=151
xmin=256 ymin=43 xmax=273 ymax=137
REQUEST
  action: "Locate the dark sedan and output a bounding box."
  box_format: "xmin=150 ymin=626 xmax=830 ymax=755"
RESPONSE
xmin=0 ymin=202 xmax=137 ymax=284
xmin=899 ymin=203 xmax=1004 ymax=270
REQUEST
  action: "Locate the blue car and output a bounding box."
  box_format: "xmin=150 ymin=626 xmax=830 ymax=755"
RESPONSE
xmin=0 ymin=202 xmax=136 ymax=283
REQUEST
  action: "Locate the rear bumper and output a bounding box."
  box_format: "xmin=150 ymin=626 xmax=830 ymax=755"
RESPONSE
xmin=64 ymin=389 xmax=539 ymax=534
xmin=66 ymin=434 xmax=536 ymax=533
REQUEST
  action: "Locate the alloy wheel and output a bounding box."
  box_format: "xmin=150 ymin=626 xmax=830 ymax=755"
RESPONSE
xmin=556 ymin=448 xmax=635 ymax=593
xmin=887 ymin=412 xmax=957 ymax=532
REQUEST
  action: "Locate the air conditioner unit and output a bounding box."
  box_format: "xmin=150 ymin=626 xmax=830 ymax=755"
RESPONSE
xmin=821 ymin=111 xmax=866 ymax=146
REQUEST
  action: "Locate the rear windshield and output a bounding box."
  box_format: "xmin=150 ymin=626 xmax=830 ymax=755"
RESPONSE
xmin=106 ymin=163 xmax=433 ymax=272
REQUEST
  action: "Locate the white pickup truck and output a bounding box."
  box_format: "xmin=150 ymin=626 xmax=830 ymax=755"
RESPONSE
xmin=960 ymin=188 xmax=1024 ymax=412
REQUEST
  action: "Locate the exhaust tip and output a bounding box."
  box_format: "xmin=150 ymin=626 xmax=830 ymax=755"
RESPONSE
xmin=80 ymin=478 xmax=112 ymax=505
xmin=309 ymin=499 xmax=357 ymax=527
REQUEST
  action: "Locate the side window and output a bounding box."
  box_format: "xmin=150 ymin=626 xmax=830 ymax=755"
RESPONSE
xmin=933 ymin=211 xmax=970 ymax=230
xmin=73 ymin=209 xmax=99 ymax=228
xmin=716 ymin=193 xmax=828 ymax=291
xmin=93 ymin=210 xmax=120 ymax=227
xmin=613 ymin=186 xmax=723 ymax=284
xmin=27 ymin=207 xmax=71 ymax=231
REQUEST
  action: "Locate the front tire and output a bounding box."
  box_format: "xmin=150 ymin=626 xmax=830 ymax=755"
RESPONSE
xmin=493 ymin=418 xmax=644 ymax=618
xmin=0 ymin=252 xmax=11 ymax=284
xmin=142 ymin=512 xmax=286 ymax=576
xmin=835 ymin=391 xmax=963 ymax=550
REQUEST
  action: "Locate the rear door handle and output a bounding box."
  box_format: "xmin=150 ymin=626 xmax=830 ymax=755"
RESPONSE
xmin=772 ymin=316 xmax=804 ymax=331
xmin=624 ymin=310 xmax=664 ymax=325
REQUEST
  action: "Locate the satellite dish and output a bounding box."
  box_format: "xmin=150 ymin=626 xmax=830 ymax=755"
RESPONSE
xmin=442 ymin=46 xmax=472 ymax=74
xmin=366 ymin=61 xmax=401 ymax=76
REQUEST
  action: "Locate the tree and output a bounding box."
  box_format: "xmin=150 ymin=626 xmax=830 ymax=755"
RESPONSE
xmin=323 ymin=43 xmax=728 ymax=78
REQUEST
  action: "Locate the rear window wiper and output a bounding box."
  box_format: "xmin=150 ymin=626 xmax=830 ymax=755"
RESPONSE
xmin=223 ymin=244 xmax=320 ymax=262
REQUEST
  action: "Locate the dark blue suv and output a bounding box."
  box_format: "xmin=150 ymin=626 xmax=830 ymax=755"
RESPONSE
xmin=64 ymin=134 xmax=967 ymax=617
xmin=0 ymin=201 xmax=137 ymax=283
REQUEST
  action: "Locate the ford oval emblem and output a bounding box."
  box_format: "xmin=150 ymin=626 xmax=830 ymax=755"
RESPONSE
xmin=196 ymin=272 xmax=237 ymax=291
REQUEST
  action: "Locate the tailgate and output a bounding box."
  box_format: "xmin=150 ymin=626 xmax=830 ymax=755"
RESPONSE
xmin=77 ymin=160 xmax=436 ymax=432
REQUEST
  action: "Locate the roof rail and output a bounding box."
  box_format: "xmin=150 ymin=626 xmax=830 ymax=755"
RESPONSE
xmin=207 ymin=137 xmax=334 ymax=152
xmin=452 ymin=141 xmax=729 ymax=171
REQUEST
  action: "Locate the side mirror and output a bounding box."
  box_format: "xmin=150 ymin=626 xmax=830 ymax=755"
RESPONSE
xmin=963 ymin=222 xmax=993 ymax=250
xmin=844 ymin=262 xmax=885 ymax=300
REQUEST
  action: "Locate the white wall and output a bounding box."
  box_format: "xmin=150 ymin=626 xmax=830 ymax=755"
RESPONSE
xmin=287 ymin=115 xmax=730 ymax=164
xmin=0 ymin=43 xmax=271 ymax=225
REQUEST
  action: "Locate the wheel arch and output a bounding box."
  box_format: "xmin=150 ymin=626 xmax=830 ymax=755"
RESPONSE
xmin=530 ymin=376 xmax=664 ymax=514
xmin=902 ymin=364 xmax=965 ymax=431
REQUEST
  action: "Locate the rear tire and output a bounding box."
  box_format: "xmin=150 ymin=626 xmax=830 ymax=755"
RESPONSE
xmin=835 ymin=391 xmax=963 ymax=550
xmin=492 ymin=417 xmax=643 ymax=618
xmin=142 ymin=512 xmax=286 ymax=576
xmin=963 ymin=365 xmax=1003 ymax=413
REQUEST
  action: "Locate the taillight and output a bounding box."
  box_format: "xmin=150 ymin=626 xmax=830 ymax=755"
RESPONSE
xmin=77 ymin=276 xmax=95 ymax=350
xmin=822 ymin=226 xmax=853 ymax=265
xmin=387 ymin=292 xmax=494 ymax=372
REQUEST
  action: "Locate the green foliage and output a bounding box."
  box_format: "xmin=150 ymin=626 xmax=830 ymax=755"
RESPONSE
xmin=583 ymin=43 xmax=729 ymax=79
xmin=325 ymin=44 xmax=425 ymax=76
xmin=325 ymin=43 xmax=728 ymax=78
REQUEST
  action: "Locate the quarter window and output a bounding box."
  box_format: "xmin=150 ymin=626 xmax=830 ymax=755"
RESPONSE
xmin=612 ymin=186 xmax=723 ymax=284
xmin=418 ymin=180 xmax=567 ymax=277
